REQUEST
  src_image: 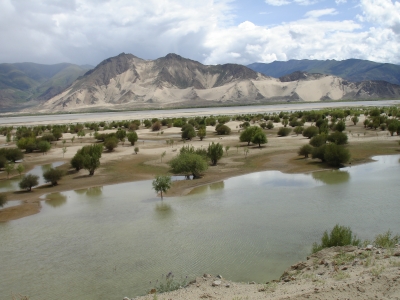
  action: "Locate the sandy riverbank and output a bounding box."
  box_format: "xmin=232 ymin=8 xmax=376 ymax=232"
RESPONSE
xmin=131 ymin=245 xmax=400 ymax=300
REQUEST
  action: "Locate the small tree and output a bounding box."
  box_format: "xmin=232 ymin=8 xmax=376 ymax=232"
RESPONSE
xmin=116 ymin=129 xmax=127 ymax=141
xmin=298 ymin=144 xmax=313 ymax=158
xmin=152 ymin=175 xmax=172 ymax=200
xmin=104 ymin=136 xmax=119 ymax=152
xmin=197 ymin=128 xmax=206 ymax=141
xmin=207 ymin=142 xmax=223 ymax=166
xmin=62 ymin=147 xmax=67 ymax=157
xmin=324 ymin=143 xmax=351 ymax=167
xmin=169 ymin=152 xmax=208 ymax=179
xmin=181 ymin=124 xmax=196 ymax=140
xmin=294 ymin=126 xmax=304 ymax=136
xmin=225 ymin=145 xmax=230 ymax=156
xmin=327 ymin=132 xmax=348 ymax=145
xmin=216 ymin=124 xmax=231 ymax=135
xmin=4 ymin=162 xmax=14 ymax=179
xmin=127 ymin=131 xmax=138 ymax=145
xmin=303 ymin=126 xmax=319 ymax=139
xmin=161 ymin=151 xmax=166 ymax=163
xmin=43 ymin=168 xmax=64 ymax=186
xmin=251 ymin=131 xmax=267 ymax=147
xmin=16 ymin=164 xmax=24 ymax=177
xmin=19 ymin=174 xmax=39 ymax=191
xmin=277 ymin=127 xmax=292 ymax=137
xmin=351 ymin=115 xmax=359 ymax=125
xmin=37 ymin=141 xmax=51 ymax=155
xmin=134 ymin=147 xmax=139 ymax=154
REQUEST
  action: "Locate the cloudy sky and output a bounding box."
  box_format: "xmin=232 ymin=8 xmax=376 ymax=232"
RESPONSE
xmin=1 ymin=0 xmax=399 ymax=66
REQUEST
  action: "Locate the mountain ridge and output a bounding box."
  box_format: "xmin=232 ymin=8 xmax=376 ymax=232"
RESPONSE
xmin=247 ymin=59 xmax=400 ymax=85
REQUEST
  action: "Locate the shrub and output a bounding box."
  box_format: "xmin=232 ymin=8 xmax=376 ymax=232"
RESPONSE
xmin=324 ymin=143 xmax=350 ymax=167
xmin=309 ymin=134 xmax=327 ymax=147
xmin=312 ymin=224 xmax=361 ymax=253
xmin=127 ymin=132 xmax=138 ymax=145
xmin=19 ymin=174 xmax=39 ymax=191
xmin=207 ymin=142 xmax=223 ymax=166
xmin=152 ymin=121 xmax=162 ymax=131
xmin=277 ymin=127 xmax=292 ymax=137
xmin=104 ymin=136 xmax=119 ymax=151
xmin=298 ymin=144 xmax=313 ymax=158
xmin=327 ymin=132 xmax=348 ymax=145
xmin=266 ymin=121 xmax=274 ymax=129
xmin=216 ymin=124 xmax=231 ymax=135
xmin=43 ymin=168 xmax=64 ymax=186
xmin=303 ymin=126 xmax=319 ymax=139
xmin=374 ymin=230 xmax=399 ymax=248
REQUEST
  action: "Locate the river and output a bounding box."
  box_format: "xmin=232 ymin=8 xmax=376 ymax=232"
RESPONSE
xmin=0 ymin=155 xmax=399 ymax=299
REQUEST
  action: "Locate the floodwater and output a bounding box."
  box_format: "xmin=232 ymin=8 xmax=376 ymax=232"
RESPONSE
xmin=0 ymin=161 xmax=64 ymax=194
xmin=0 ymin=155 xmax=399 ymax=299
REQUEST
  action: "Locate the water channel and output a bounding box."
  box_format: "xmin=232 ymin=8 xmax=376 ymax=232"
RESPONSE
xmin=0 ymin=155 xmax=399 ymax=299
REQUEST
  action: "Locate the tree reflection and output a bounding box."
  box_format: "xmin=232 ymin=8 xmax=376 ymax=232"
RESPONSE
xmin=45 ymin=192 xmax=67 ymax=208
xmin=86 ymin=186 xmax=103 ymax=197
xmin=312 ymin=170 xmax=350 ymax=185
xmin=209 ymin=181 xmax=224 ymax=190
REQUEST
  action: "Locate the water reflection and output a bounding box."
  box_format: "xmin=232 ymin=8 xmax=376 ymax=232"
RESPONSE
xmin=312 ymin=170 xmax=350 ymax=185
xmin=74 ymin=186 xmax=103 ymax=197
xmin=0 ymin=194 xmax=7 ymax=208
xmin=44 ymin=193 xmax=67 ymax=208
xmin=209 ymin=181 xmax=224 ymax=190
xmin=154 ymin=202 xmax=173 ymax=219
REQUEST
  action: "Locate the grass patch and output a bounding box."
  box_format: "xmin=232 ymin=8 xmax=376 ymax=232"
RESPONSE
xmin=149 ymin=272 xmax=189 ymax=294
xmin=333 ymin=252 xmax=356 ymax=266
xmin=370 ymin=265 xmax=385 ymax=277
xmin=374 ymin=230 xmax=399 ymax=248
xmin=333 ymin=271 xmax=350 ymax=281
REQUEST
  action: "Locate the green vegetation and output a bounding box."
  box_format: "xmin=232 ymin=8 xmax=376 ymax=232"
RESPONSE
xmin=149 ymin=272 xmax=188 ymax=294
xmin=152 ymin=175 xmax=172 ymax=200
xmin=71 ymin=144 xmax=103 ymax=175
xmin=373 ymin=230 xmax=399 ymax=248
xmin=207 ymin=142 xmax=223 ymax=165
xmin=169 ymin=152 xmax=208 ymax=179
xmin=277 ymin=127 xmax=292 ymax=137
xmin=43 ymin=168 xmax=64 ymax=186
xmin=312 ymin=224 xmax=361 ymax=253
xmin=19 ymin=174 xmax=39 ymax=192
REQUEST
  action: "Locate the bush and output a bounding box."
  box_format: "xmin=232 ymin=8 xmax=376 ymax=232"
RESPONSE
xmin=309 ymin=134 xmax=327 ymax=147
xmin=374 ymin=230 xmax=399 ymax=248
xmin=277 ymin=127 xmax=292 ymax=137
xmin=266 ymin=121 xmax=274 ymax=129
xmin=207 ymin=142 xmax=223 ymax=165
xmin=19 ymin=174 xmax=39 ymax=191
xmin=303 ymin=126 xmax=319 ymax=139
xmin=312 ymin=224 xmax=361 ymax=253
xmin=215 ymin=124 xmax=231 ymax=135
xmin=104 ymin=136 xmax=119 ymax=151
xmin=298 ymin=144 xmax=313 ymax=158
xmin=43 ymin=168 xmax=64 ymax=186
xmin=169 ymin=152 xmax=208 ymax=179
xmin=324 ymin=143 xmax=351 ymax=167
xmin=127 ymin=132 xmax=138 ymax=145
xmin=181 ymin=124 xmax=196 ymax=140
xmin=327 ymin=132 xmax=348 ymax=145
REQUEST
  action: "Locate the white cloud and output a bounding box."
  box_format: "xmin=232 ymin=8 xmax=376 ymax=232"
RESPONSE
xmin=0 ymin=0 xmax=399 ymax=66
xmin=304 ymin=8 xmax=338 ymax=18
xmin=265 ymin=0 xmax=320 ymax=6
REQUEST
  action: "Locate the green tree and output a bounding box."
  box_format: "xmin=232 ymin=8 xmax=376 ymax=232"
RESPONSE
xmin=327 ymin=132 xmax=348 ymax=145
xmin=4 ymin=162 xmax=14 ymax=179
xmin=19 ymin=174 xmax=39 ymax=191
xmin=82 ymin=144 xmax=103 ymax=175
xmin=127 ymin=131 xmax=138 ymax=145
xmin=324 ymin=143 xmax=351 ymax=167
xmin=152 ymin=175 xmax=172 ymax=200
xmin=251 ymin=130 xmax=267 ymax=147
xmin=266 ymin=121 xmax=274 ymax=129
xmin=16 ymin=164 xmax=24 ymax=177
xmin=134 ymin=147 xmax=139 ymax=154
xmin=351 ymin=116 xmax=359 ymax=125
xmin=277 ymin=127 xmax=292 ymax=137
xmin=116 ymin=129 xmax=127 ymax=141
xmin=309 ymin=134 xmax=327 ymax=147
xmin=104 ymin=136 xmax=119 ymax=151
xmin=388 ymin=121 xmax=398 ymax=136
xmin=240 ymin=126 xmax=262 ymax=145
xmin=298 ymin=144 xmax=313 ymax=158
xmin=303 ymin=126 xmax=319 ymax=139
xmin=215 ymin=124 xmax=231 ymax=135
xmin=294 ymin=126 xmax=304 ymax=136
xmin=197 ymin=128 xmax=206 ymax=141
xmin=207 ymin=142 xmax=223 ymax=166
xmin=312 ymin=224 xmax=360 ymax=253
xmin=37 ymin=141 xmax=51 ymax=155
xmin=43 ymin=168 xmax=64 ymax=186
xmin=52 ymin=128 xmax=63 ymax=141
xmin=334 ymin=120 xmax=346 ymax=132
xmin=71 ymin=153 xmax=85 ymax=171
xmin=169 ymin=152 xmax=208 ymax=179
xmin=181 ymin=124 xmax=196 ymax=140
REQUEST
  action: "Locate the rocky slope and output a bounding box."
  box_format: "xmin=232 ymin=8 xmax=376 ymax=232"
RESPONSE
xmin=30 ymin=54 xmax=400 ymax=113
xmin=132 ymin=245 xmax=400 ymax=300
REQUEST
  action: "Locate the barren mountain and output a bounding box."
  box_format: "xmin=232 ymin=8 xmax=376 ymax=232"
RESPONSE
xmin=33 ymin=54 xmax=400 ymax=113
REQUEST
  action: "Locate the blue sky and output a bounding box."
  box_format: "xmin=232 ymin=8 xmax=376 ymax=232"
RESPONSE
xmin=0 ymin=0 xmax=399 ymax=66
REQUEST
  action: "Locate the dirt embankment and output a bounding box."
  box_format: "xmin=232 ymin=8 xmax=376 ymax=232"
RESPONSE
xmin=132 ymin=245 xmax=400 ymax=300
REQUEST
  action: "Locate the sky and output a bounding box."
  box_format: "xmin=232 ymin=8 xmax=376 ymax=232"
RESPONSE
xmin=0 ymin=0 xmax=399 ymax=66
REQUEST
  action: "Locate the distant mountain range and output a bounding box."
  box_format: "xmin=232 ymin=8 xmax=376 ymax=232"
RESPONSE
xmin=247 ymin=59 xmax=400 ymax=85
xmin=1 ymin=55 xmax=400 ymax=113
xmin=0 ymin=62 xmax=92 ymax=111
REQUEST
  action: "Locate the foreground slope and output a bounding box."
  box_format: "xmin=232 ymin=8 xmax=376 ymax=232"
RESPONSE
xmin=35 ymin=54 xmax=400 ymax=113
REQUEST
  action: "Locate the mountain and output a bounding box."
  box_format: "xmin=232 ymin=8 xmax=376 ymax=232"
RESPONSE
xmin=0 ymin=62 xmax=93 ymax=111
xmin=247 ymin=59 xmax=400 ymax=86
xmin=21 ymin=54 xmax=400 ymax=113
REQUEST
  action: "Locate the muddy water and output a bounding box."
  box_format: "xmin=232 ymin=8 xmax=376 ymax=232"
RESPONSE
xmin=0 ymin=155 xmax=399 ymax=299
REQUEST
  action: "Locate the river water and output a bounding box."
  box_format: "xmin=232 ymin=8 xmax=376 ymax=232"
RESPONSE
xmin=0 ymin=100 xmax=399 ymax=125
xmin=0 ymin=155 xmax=399 ymax=299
